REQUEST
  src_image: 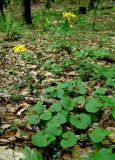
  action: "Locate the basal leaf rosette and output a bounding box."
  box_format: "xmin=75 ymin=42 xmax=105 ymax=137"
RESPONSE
xmin=60 ymin=131 xmax=77 ymax=148
xmin=70 ymin=113 xmax=91 ymax=129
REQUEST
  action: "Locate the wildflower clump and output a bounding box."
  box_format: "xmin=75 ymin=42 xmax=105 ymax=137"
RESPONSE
xmin=62 ymin=11 xmax=76 ymax=21
xmin=13 ymin=44 xmax=27 ymax=53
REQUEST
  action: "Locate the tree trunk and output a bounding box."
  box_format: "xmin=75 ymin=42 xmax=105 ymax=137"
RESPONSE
xmin=45 ymin=0 xmax=51 ymax=9
xmin=0 ymin=0 xmax=4 ymax=17
xmin=23 ymin=0 xmax=32 ymax=24
xmin=92 ymin=0 xmax=100 ymax=30
xmin=88 ymin=0 xmax=95 ymax=10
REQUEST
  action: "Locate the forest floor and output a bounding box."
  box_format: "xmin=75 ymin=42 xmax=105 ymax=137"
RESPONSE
xmin=0 ymin=1 xmax=115 ymax=160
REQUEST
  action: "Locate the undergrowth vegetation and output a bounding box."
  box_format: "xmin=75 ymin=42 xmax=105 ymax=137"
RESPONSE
xmin=0 ymin=1 xmax=115 ymax=160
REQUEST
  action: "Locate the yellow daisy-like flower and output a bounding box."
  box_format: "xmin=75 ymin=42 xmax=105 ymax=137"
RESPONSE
xmin=62 ymin=12 xmax=76 ymax=18
xmin=13 ymin=45 xmax=27 ymax=53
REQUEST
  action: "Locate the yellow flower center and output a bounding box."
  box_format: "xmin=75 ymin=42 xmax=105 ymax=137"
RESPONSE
xmin=62 ymin=12 xmax=76 ymax=19
xmin=13 ymin=45 xmax=27 ymax=53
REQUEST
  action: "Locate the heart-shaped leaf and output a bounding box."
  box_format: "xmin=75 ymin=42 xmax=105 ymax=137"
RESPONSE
xmin=33 ymin=101 xmax=44 ymax=114
xmin=95 ymin=87 xmax=108 ymax=94
xmin=50 ymin=113 xmax=66 ymax=125
xmin=49 ymin=102 xmax=62 ymax=112
xmin=60 ymin=96 xmax=76 ymax=111
xmin=28 ymin=115 xmax=40 ymax=125
xmin=56 ymin=87 xmax=64 ymax=98
xmin=92 ymin=148 xmax=114 ymax=160
xmin=106 ymin=77 xmax=115 ymax=87
xmin=32 ymin=131 xmax=55 ymax=147
xmin=45 ymin=86 xmax=56 ymax=93
xmin=85 ymin=99 xmax=102 ymax=113
xmin=59 ymin=109 xmax=69 ymax=117
xmin=60 ymin=131 xmax=77 ymax=148
xmin=89 ymin=127 xmax=111 ymax=143
xmin=40 ymin=110 xmax=51 ymax=120
xmin=75 ymin=96 xmax=85 ymax=105
xmin=45 ymin=122 xmax=62 ymax=136
xmin=70 ymin=113 xmax=91 ymax=129
xmin=75 ymin=78 xmax=86 ymax=94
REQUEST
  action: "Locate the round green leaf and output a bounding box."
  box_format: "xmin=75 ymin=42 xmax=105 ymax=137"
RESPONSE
xmin=60 ymin=96 xmax=76 ymax=111
xmin=59 ymin=109 xmax=69 ymax=117
xmin=45 ymin=86 xmax=56 ymax=93
xmin=40 ymin=110 xmax=51 ymax=120
xmin=60 ymin=131 xmax=77 ymax=148
xmin=106 ymin=77 xmax=115 ymax=87
xmin=85 ymin=99 xmax=102 ymax=113
xmin=49 ymin=102 xmax=62 ymax=112
xmin=33 ymin=101 xmax=44 ymax=114
xmin=28 ymin=114 xmax=40 ymax=125
xmin=78 ymin=87 xmax=87 ymax=95
xmin=95 ymin=87 xmax=108 ymax=94
xmin=109 ymin=97 xmax=115 ymax=106
xmin=56 ymin=87 xmax=64 ymax=98
xmin=75 ymin=78 xmax=86 ymax=94
xmin=45 ymin=122 xmax=62 ymax=136
xmin=89 ymin=127 xmax=111 ymax=143
xmin=75 ymin=96 xmax=85 ymax=105
xmin=92 ymin=148 xmax=114 ymax=160
xmin=32 ymin=131 xmax=55 ymax=147
xmin=70 ymin=113 xmax=91 ymax=129
xmin=50 ymin=113 xmax=66 ymax=124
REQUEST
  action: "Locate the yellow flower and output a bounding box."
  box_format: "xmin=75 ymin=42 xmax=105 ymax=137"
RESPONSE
xmin=62 ymin=12 xmax=76 ymax=18
xmin=13 ymin=45 xmax=27 ymax=53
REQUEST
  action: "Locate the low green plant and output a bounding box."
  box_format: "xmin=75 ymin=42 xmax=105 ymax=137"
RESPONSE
xmin=42 ymin=59 xmax=54 ymax=70
xmin=91 ymin=148 xmax=115 ymax=160
xmin=26 ymin=78 xmax=114 ymax=157
xmin=70 ymin=113 xmax=91 ymax=129
xmin=85 ymin=99 xmax=102 ymax=113
xmin=0 ymin=13 xmax=21 ymax=40
xmin=10 ymin=94 xmax=25 ymax=103
xmin=20 ymin=146 xmax=43 ymax=160
xmin=20 ymin=52 xmax=34 ymax=62
xmin=89 ymin=127 xmax=111 ymax=143
xmin=9 ymin=68 xmax=17 ymax=75
xmin=62 ymin=59 xmax=73 ymax=68
xmin=43 ymin=60 xmax=63 ymax=74
xmin=60 ymin=131 xmax=77 ymax=148
xmin=112 ymin=6 xmax=115 ymax=11
xmin=80 ymin=148 xmax=115 ymax=160
xmin=51 ymin=63 xmax=63 ymax=74
xmin=28 ymin=82 xmax=39 ymax=96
